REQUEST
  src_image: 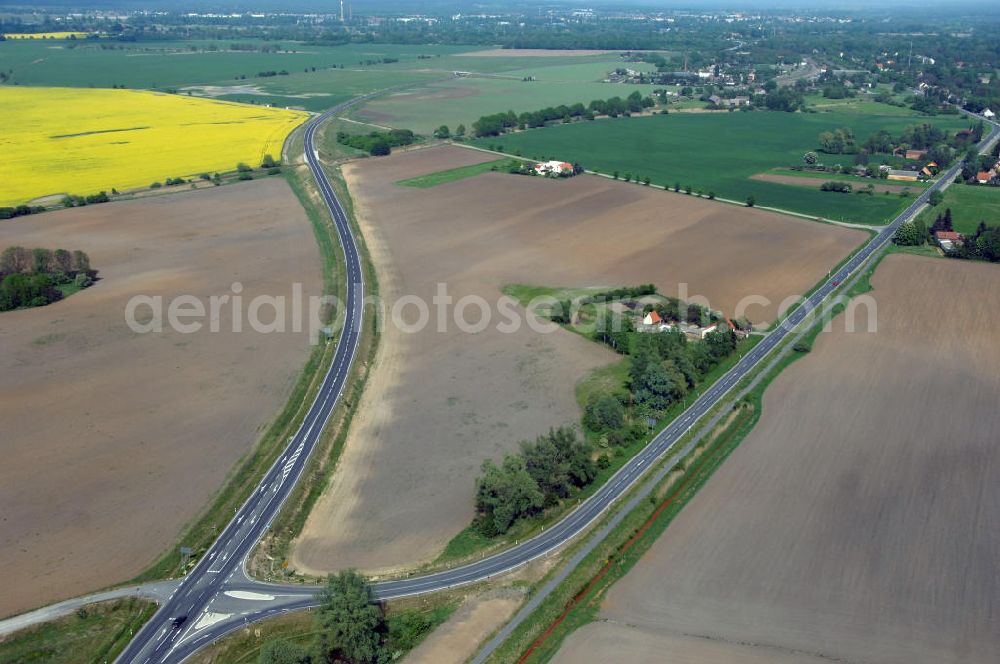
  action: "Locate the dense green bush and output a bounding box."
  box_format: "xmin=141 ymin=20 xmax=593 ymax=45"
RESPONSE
xmin=337 ymin=129 xmax=416 ymax=156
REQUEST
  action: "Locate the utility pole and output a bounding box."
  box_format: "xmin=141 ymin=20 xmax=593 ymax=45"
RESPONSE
xmin=340 ymin=0 xmax=344 ymax=22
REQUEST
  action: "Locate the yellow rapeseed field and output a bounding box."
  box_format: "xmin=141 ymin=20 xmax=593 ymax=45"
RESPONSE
xmin=1 ymin=87 xmax=308 ymax=206
xmin=2 ymin=32 xmax=91 ymax=39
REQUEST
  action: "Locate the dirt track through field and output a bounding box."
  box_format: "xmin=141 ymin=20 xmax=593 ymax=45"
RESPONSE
xmin=454 ymin=49 xmax=622 ymax=57
xmin=554 ymin=254 xmax=1000 ymax=664
xmin=751 ymin=172 xmax=919 ymax=194
xmin=0 ymin=179 xmax=321 ymax=618
xmin=291 ymin=145 xmax=864 ymax=575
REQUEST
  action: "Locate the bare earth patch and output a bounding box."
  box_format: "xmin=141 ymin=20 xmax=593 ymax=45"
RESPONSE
xmin=403 ymin=590 xmax=522 ymax=664
xmin=554 ymin=622 xmax=830 ymax=664
xmin=559 ymin=254 xmax=1000 ymax=663
xmin=751 ymin=172 xmax=917 ymax=194
xmin=353 ymin=86 xmax=482 ymax=126
xmin=290 ymin=145 xmax=863 ymax=576
xmin=0 ymin=179 xmax=321 ymax=618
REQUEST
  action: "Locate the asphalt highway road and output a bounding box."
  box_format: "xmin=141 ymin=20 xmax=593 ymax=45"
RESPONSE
xmin=115 ymin=93 xmax=377 ymax=664
xmin=116 ymin=112 xmax=998 ymax=663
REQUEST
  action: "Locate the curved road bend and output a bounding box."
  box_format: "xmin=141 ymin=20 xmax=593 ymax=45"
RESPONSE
xmin=118 ymin=113 xmax=999 ymax=663
xmin=115 ymin=94 xmax=380 ymax=664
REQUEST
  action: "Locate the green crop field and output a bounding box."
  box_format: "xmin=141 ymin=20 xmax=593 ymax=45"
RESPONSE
xmin=471 ymin=111 xmax=970 ymax=223
xmin=396 ymin=158 xmax=515 ymax=188
xmin=804 ymin=93 xmax=921 ymax=117
xmin=351 ymin=67 xmax=657 ymax=135
xmin=916 ymin=184 xmax=1000 ymax=234
xmin=197 ymin=68 xmax=444 ymax=112
xmin=0 ymin=40 xmax=646 ymax=115
xmin=0 ymin=40 xmax=471 ymax=89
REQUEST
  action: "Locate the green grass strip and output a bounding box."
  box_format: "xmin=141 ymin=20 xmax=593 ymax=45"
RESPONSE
xmin=396 ymin=159 xmax=512 ymax=188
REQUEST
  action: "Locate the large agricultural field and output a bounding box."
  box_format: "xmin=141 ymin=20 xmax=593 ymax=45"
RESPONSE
xmin=350 ymin=59 xmax=657 ymax=135
xmin=471 ymin=111 xmax=970 ymax=223
xmin=552 ymin=254 xmax=1000 ymax=664
xmin=1 ymin=87 xmax=306 ymax=206
xmin=0 ymin=40 xmax=469 ymax=90
xmin=0 ymin=179 xmax=322 ymax=618
xmin=289 ymin=145 xmax=865 ymax=575
xmin=0 ymin=40 xmax=645 ymax=113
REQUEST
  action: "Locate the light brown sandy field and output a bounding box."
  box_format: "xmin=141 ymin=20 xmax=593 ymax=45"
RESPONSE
xmin=0 ymin=179 xmax=321 ymax=618
xmin=291 ymin=145 xmax=864 ymax=575
xmin=403 ymin=590 xmax=522 ymax=664
xmin=558 ymin=254 xmax=1000 ymax=663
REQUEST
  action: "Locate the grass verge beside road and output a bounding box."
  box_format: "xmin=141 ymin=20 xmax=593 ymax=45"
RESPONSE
xmin=397 ymin=159 xmax=515 ymax=187
xmin=186 ymin=596 xmax=457 ymax=664
xmin=248 ymin=160 xmax=382 ymax=581
xmin=0 ymin=599 xmax=156 ymax=664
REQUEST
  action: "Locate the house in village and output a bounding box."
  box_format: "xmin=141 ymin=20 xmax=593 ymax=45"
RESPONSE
xmin=975 ymin=158 xmax=999 ymax=183
xmin=681 ymin=322 xmax=718 ymax=340
xmin=708 ymin=94 xmax=749 ymax=108
xmin=534 ymin=160 xmax=574 ymax=177
xmin=935 ymin=230 xmax=964 ymax=252
xmin=639 ymin=310 xmax=673 ymax=331
xmin=983 ymin=108 xmax=995 ymax=119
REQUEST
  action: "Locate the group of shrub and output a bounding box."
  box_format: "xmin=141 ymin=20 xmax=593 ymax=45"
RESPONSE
xmin=61 ymin=191 xmax=112 ymax=208
xmin=337 ymin=129 xmax=416 ymax=156
xmin=151 ymin=156 xmax=280 ymax=189
xmin=472 ymin=91 xmax=655 ymax=137
xmin=819 ymin=180 xmax=853 ymax=193
xmin=0 ymin=246 xmax=95 ymax=312
xmin=0 ymin=204 xmax=46 ymax=220
xmin=474 ymin=427 xmax=596 ymax=537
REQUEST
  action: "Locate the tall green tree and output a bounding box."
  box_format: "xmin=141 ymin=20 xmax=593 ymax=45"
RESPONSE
xmin=549 ymin=427 xmax=596 ymax=488
xmin=313 ymin=571 xmax=384 ymax=664
xmin=894 ymin=221 xmax=919 ymax=246
xmin=475 ymin=455 xmax=543 ymax=536
xmin=583 ymin=395 xmax=624 ymax=432
xmin=520 ymin=435 xmax=571 ymax=505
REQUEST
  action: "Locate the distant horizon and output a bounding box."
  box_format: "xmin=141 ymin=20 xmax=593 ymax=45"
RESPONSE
xmin=0 ymin=0 xmax=989 ymax=17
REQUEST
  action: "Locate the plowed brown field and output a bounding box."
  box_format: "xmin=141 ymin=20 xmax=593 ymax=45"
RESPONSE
xmin=554 ymin=254 xmax=1000 ymax=663
xmin=291 ymin=145 xmax=864 ymax=575
xmin=0 ymin=179 xmax=321 ymax=618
